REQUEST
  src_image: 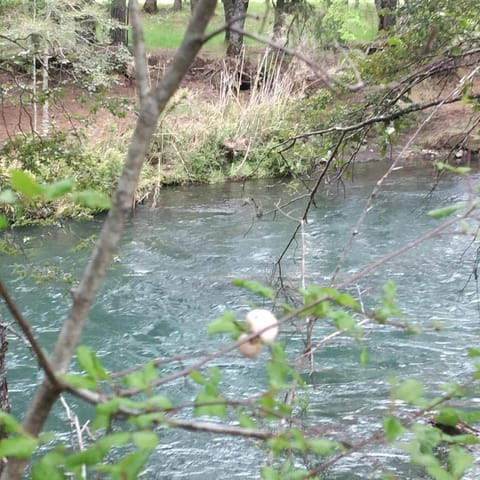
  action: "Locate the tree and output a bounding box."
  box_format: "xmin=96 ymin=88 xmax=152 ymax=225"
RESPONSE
xmin=375 ymin=0 xmax=397 ymax=31
xmin=110 ymin=0 xmax=128 ymax=45
xmin=143 ymin=0 xmax=158 ymax=13
xmin=173 ymin=0 xmax=182 ymax=12
xmin=0 ymin=0 xmax=218 ymax=475
xmin=225 ymin=0 xmax=249 ymax=56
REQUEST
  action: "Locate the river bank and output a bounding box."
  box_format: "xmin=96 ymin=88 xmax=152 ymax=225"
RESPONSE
xmin=1 ymin=51 xmax=479 ymax=227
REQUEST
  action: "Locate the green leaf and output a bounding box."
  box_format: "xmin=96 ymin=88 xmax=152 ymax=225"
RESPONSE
xmin=189 ymin=370 xmax=206 ymax=385
xmin=0 ymin=436 xmax=38 ymax=459
xmin=116 ymin=450 xmax=151 ymax=480
xmin=428 ymin=204 xmax=465 ymax=219
xmin=97 ymin=432 xmax=131 ymax=450
xmin=308 ymin=437 xmax=340 ymax=455
xmin=0 ymin=216 xmax=8 ymax=230
xmin=123 ymin=361 xmax=158 ymax=390
xmin=436 ymin=407 xmax=460 ymax=427
xmin=360 ymin=347 xmax=369 ymax=365
xmin=232 ymin=279 xmax=275 ymax=300
xmin=132 ymin=431 xmax=158 ymax=450
xmin=468 ymin=348 xmax=480 ymax=357
xmin=387 ymin=36 xmax=402 ymax=46
xmin=142 ymin=395 xmax=172 ymax=410
xmin=426 ymin=466 xmax=454 ymax=480
xmin=72 ymin=190 xmax=111 ymax=210
xmin=448 ymin=446 xmax=473 ymax=478
xmin=194 ymin=392 xmax=227 ymax=418
xmin=261 ymin=466 xmax=281 ymax=480
xmin=10 ymin=169 xmax=44 ymax=198
xmin=238 ymin=412 xmax=256 ymax=429
xmin=66 ymin=446 xmax=104 ymax=467
xmin=330 ymin=310 xmax=355 ymax=330
xmin=0 ymin=189 xmax=17 ymax=203
xmin=208 ymin=311 xmax=239 ymax=336
xmin=76 ymin=345 xmax=110 ymax=381
xmin=0 ymin=411 xmax=23 ymax=433
xmin=267 ymin=360 xmax=290 ymax=389
xmin=61 ymin=373 xmax=97 ymax=390
xmin=394 ymin=379 xmax=424 ymax=404
xmin=32 ymin=452 xmax=66 ymax=480
xmin=289 ymin=428 xmax=307 ymax=452
xmin=42 ymin=178 xmax=75 ymax=200
xmin=129 ymin=412 xmax=165 ymax=429
xmin=332 ymin=292 xmax=360 ymax=311
xmin=384 ymin=416 xmax=405 ymax=442
xmin=209 ymin=366 xmax=221 ymax=385
xmin=434 ymin=162 xmax=471 ymax=175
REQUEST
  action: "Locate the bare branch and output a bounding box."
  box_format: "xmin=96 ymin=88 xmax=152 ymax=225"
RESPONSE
xmin=165 ymin=418 xmax=272 ymax=440
xmin=0 ymin=281 xmax=61 ymax=391
xmin=1 ymin=1 xmax=218 ymax=478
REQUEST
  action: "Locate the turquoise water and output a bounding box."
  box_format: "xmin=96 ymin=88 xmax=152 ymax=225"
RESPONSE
xmin=1 ymin=163 xmax=479 ymax=478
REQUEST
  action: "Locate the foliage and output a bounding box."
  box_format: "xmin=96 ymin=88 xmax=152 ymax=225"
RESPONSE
xmin=0 ymin=136 xmax=116 ymax=225
xmin=0 ymin=0 xmax=131 ymax=90
xmin=307 ymin=0 xmax=377 ymax=47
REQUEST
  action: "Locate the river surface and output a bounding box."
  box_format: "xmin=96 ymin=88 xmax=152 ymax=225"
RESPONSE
xmin=1 ymin=162 xmax=479 ymax=479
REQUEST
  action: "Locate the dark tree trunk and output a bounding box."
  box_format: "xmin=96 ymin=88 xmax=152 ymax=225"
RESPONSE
xmin=222 ymin=0 xmax=234 ymax=42
xmin=110 ymin=0 xmax=128 ymax=45
xmin=375 ymin=0 xmax=397 ymax=31
xmin=173 ymin=0 xmax=182 ymax=11
xmin=0 ymin=324 xmax=10 ymax=476
xmin=226 ymin=0 xmax=249 ymax=56
xmin=190 ymin=0 xmax=199 ymax=13
xmin=143 ymin=0 xmax=158 ymax=14
xmin=272 ymin=0 xmax=286 ymax=43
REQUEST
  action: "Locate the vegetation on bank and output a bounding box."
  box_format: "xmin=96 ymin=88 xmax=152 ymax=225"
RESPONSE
xmin=1 ymin=0 xmax=479 ymax=228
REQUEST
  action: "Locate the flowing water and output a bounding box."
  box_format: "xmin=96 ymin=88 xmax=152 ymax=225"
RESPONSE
xmin=1 ymin=162 xmax=480 ymax=479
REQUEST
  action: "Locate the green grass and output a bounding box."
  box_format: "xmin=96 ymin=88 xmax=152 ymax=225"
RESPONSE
xmin=138 ymin=0 xmax=275 ymax=52
xmin=137 ymin=0 xmax=378 ymax=53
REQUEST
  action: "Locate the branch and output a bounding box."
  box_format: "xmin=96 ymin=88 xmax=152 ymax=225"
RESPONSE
xmin=1 ymin=0 xmax=218 ymax=478
xmin=0 ymin=281 xmax=61 ymax=391
xmin=273 ymin=92 xmax=480 ymax=150
xmin=227 ymin=27 xmax=364 ymax=93
xmin=165 ymin=418 xmax=272 ymax=440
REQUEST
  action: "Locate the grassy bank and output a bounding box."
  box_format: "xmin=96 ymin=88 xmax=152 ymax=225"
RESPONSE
xmin=0 ymin=0 xmax=380 ymax=226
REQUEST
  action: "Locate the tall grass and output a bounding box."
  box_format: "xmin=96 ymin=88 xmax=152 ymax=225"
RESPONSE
xmin=142 ymin=48 xmax=308 ymax=186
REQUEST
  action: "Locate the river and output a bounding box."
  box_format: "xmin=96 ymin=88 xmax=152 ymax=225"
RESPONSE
xmin=1 ymin=162 xmax=479 ymax=479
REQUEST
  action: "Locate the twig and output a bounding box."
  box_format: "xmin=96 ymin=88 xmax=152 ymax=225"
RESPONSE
xmin=0 ymin=281 xmax=61 ymax=391
xmin=60 ymin=395 xmax=88 ymax=480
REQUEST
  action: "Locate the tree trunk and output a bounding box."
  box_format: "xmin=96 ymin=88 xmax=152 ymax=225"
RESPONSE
xmin=190 ymin=0 xmax=199 ymax=13
xmin=143 ymin=0 xmax=158 ymax=14
xmin=375 ymin=0 xmax=397 ymax=31
xmin=272 ymin=0 xmax=286 ymax=43
xmin=0 ymin=322 xmax=10 ymax=476
xmin=173 ymin=0 xmax=182 ymax=11
xmin=222 ymin=0 xmax=234 ymax=42
xmin=110 ymin=0 xmax=128 ymax=45
xmin=226 ymin=0 xmax=249 ymax=56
